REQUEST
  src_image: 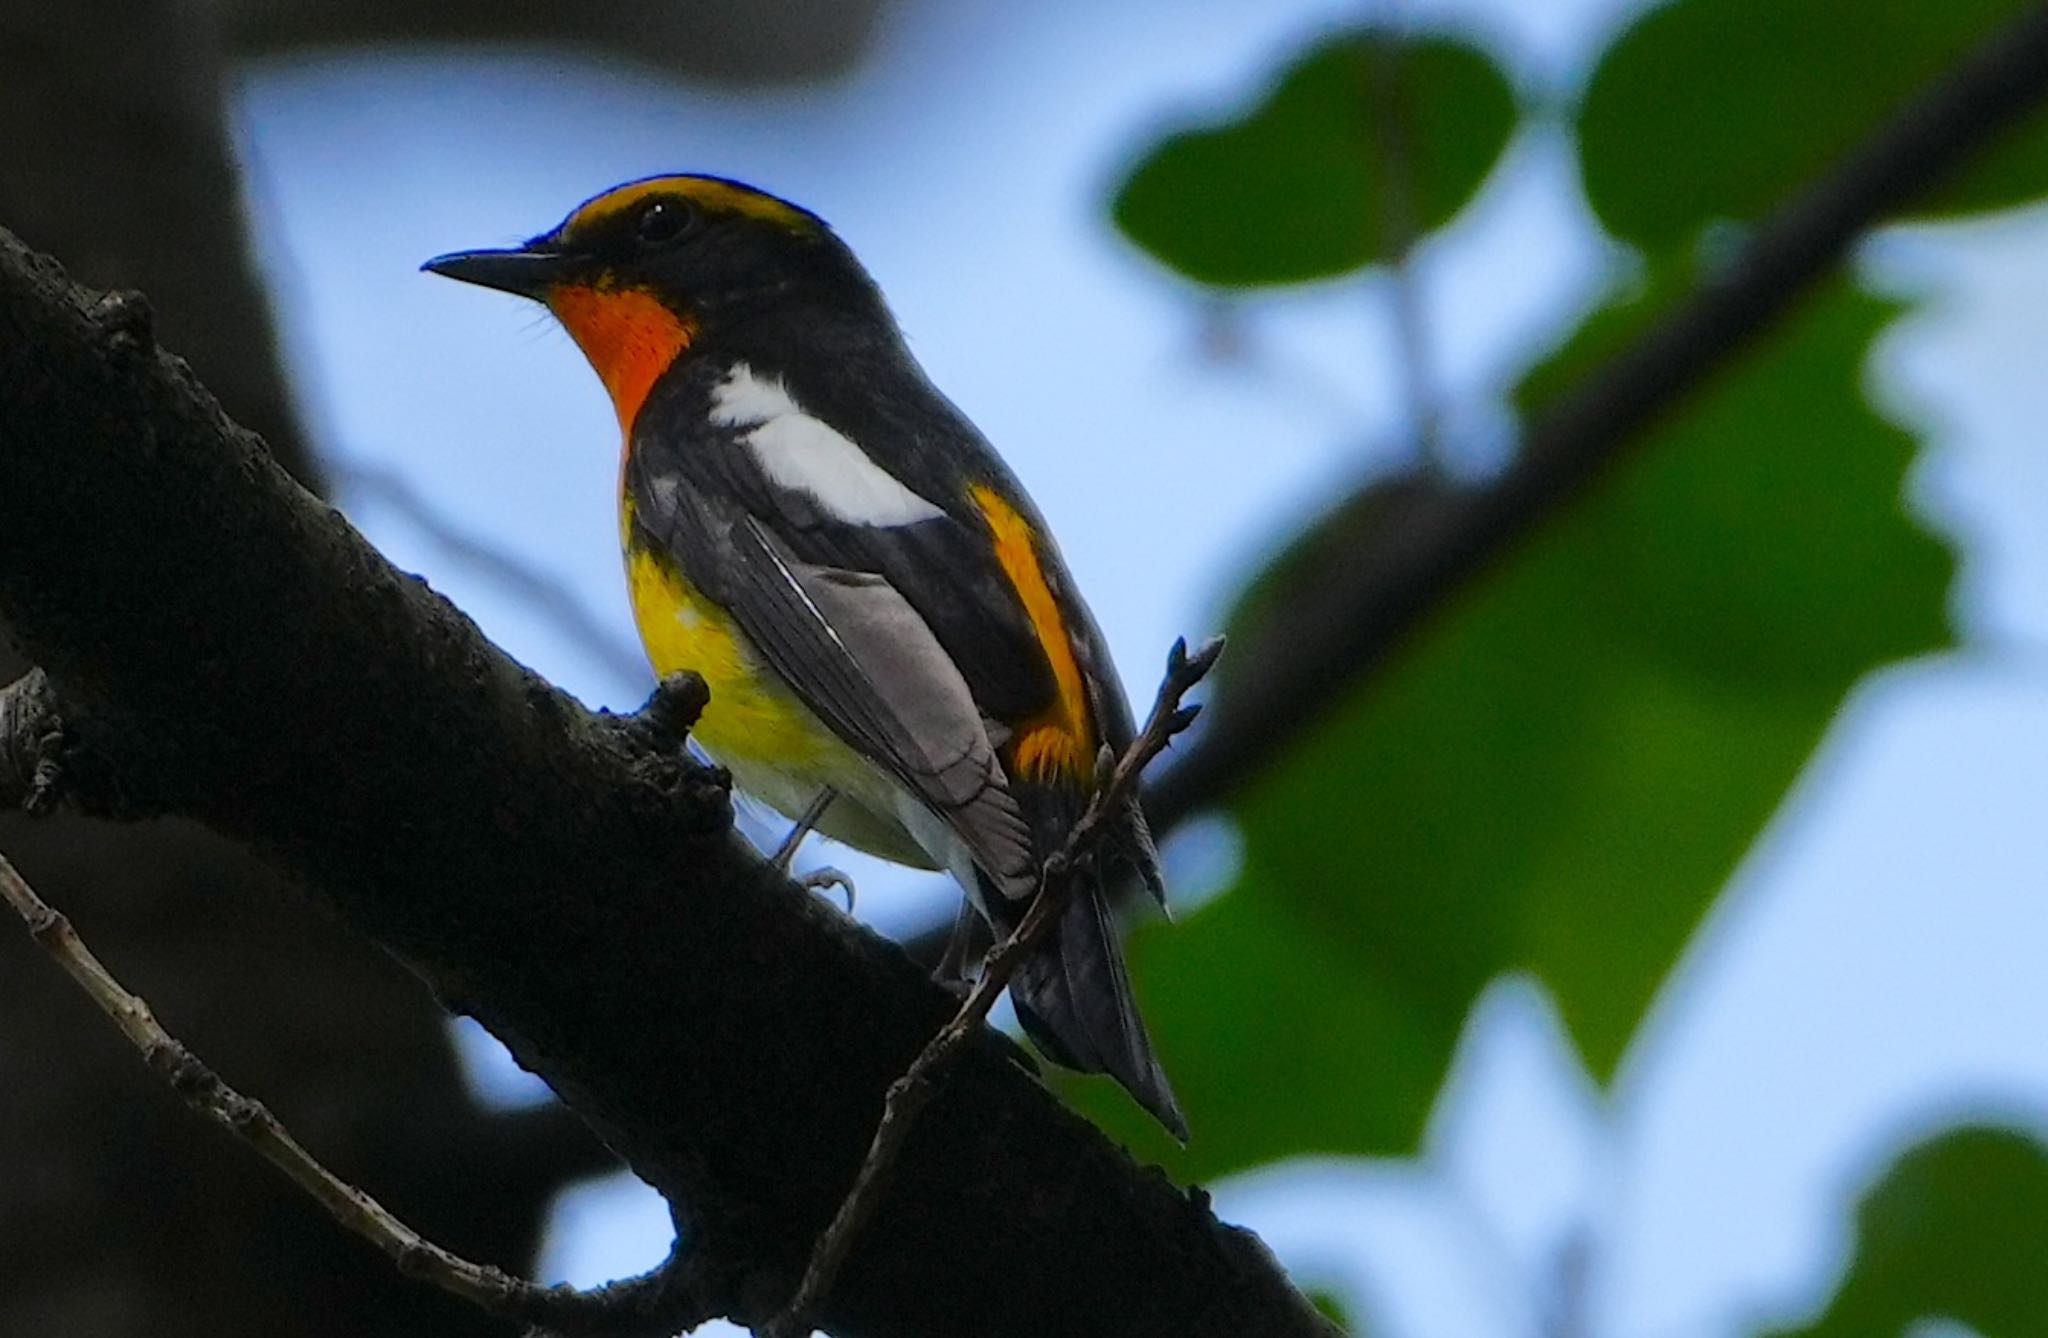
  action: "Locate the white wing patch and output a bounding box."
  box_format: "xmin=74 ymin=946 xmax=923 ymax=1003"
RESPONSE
xmin=711 ymin=362 xmax=945 ymax=527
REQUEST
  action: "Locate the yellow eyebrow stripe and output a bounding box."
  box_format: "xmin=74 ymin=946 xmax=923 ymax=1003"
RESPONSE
xmin=970 ymin=484 xmax=1096 ymax=784
xmin=565 ymin=176 xmax=813 ymax=237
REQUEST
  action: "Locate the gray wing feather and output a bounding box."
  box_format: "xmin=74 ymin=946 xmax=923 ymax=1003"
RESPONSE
xmin=766 ymin=541 xmax=1038 ymax=891
xmin=709 ymin=501 xmax=1037 ymax=894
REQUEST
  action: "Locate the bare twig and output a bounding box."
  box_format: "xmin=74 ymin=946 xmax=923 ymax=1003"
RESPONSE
xmin=760 ymin=636 xmax=1225 ymax=1338
xmin=0 ymin=847 xmax=705 ymax=1338
xmin=1146 ymin=1 xmax=2048 ymax=829
xmin=331 ymin=456 xmax=650 ymax=691
xmin=1362 ymin=14 xmax=1443 ymax=462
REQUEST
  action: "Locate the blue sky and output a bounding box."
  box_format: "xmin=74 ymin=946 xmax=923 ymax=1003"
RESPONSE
xmin=232 ymin=0 xmax=2048 ymax=1333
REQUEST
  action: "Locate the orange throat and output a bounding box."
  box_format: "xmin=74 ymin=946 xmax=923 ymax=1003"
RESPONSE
xmin=548 ymin=283 xmax=696 ymax=431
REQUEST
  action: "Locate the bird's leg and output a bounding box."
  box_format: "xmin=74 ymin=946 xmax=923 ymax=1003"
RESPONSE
xmin=933 ymin=901 xmax=989 ymax=993
xmin=771 ymin=788 xmax=856 ymax=911
xmin=771 ymin=786 xmax=837 ymax=871
xmin=799 ymin=866 xmax=856 ymax=913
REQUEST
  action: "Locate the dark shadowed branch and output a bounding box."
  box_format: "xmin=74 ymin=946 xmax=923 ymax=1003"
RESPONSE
xmin=0 ymin=10 xmax=600 ymax=1336
xmin=0 ymin=228 xmax=1333 ymax=1337
xmin=0 ymin=849 xmax=707 ymax=1338
xmin=1145 ymin=1 xmax=2048 ymax=831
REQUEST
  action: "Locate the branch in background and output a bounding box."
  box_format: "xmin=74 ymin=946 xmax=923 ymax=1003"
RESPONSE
xmin=332 ymin=457 xmax=650 ymax=692
xmin=0 ymin=0 xmax=321 ymax=491
xmin=1144 ymin=2 xmax=2048 ymax=831
xmin=214 ymin=0 xmax=890 ymax=86
xmin=0 ymin=849 xmax=706 ymax=1338
xmin=1363 ymin=16 xmax=1444 ymax=462
xmin=0 ymin=227 xmax=1331 ymax=1337
xmin=763 ymin=637 xmax=1223 ymax=1338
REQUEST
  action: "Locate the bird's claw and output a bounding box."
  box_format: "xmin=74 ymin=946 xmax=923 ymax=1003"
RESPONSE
xmin=770 ymin=787 xmax=837 ymax=872
xmin=799 ymin=866 xmax=856 ymax=912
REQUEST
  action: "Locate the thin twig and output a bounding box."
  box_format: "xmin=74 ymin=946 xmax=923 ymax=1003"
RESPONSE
xmin=0 ymin=848 xmax=704 ymax=1338
xmin=331 ymin=456 xmax=650 ymax=691
xmin=759 ymin=635 xmax=1224 ymax=1338
xmin=1146 ymin=1 xmax=2048 ymax=830
xmin=1363 ymin=12 xmax=1443 ymax=463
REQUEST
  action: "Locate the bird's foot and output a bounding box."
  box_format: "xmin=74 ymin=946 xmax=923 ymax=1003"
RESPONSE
xmin=769 ymin=786 xmax=837 ymax=872
xmin=798 ymin=865 xmax=856 ymax=913
xmin=931 ymin=902 xmax=987 ymax=996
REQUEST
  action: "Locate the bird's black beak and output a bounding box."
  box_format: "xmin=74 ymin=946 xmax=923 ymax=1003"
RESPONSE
xmin=420 ymin=246 xmax=568 ymax=300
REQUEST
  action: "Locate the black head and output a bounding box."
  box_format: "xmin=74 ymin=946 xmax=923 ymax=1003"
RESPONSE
xmin=423 ymin=174 xmax=885 ymax=331
xmin=424 ymin=176 xmax=899 ymax=424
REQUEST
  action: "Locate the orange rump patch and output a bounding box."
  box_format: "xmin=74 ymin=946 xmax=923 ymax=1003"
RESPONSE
xmin=548 ymin=283 xmax=696 ymax=432
xmin=970 ymin=484 xmax=1096 ymax=784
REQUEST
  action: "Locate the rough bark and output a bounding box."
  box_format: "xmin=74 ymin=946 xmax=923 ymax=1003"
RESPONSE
xmin=0 ymin=7 xmax=610 ymax=1335
xmin=0 ymin=231 xmax=1333 ymax=1337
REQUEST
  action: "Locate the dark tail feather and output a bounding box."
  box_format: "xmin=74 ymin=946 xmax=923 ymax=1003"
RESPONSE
xmin=1011 ymin=879 xmax=1188 ymax=1141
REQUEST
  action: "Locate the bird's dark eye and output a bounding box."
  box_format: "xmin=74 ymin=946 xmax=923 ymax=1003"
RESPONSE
xmin=633 ymin=198 xmax=692 ymax=247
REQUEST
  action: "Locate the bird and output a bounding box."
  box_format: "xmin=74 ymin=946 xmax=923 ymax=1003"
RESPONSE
xmin=424 ymin=174 xmax=1185 ymax=1138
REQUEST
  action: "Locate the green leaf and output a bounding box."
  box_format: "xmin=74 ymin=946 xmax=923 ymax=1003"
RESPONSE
xmin=1305 ymin=1287 xmax=1359 ymax=1333
xmin=1580 ymin=0 xmax=2048 ymax=250
xmin=1086 ymin=274 xmax=1954 ymax=1179
xmin=1110 ymin=31 xmax=1517 ymax=287
xmin=1764 ymin=1126 xmax=2048 ymax=1338
xmin=1063 ymin=885 xmax=1450 ymax=1171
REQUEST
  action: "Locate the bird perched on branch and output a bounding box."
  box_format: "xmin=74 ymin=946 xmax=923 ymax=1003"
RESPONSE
xmin=425 ymin=175 xmax=1185 ymax=1138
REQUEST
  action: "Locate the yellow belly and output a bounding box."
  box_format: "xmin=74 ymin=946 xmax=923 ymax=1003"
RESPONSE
xmin=622 ymin=536 xmax=937 ymax=869
xmin=625 ymin=539 xmax=830 ymax=774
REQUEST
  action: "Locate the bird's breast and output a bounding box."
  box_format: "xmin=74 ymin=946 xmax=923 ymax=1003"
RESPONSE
xmin=620 ymin=535 xmax=833 ymax=775
xmin=619 ymin=529 xmax=940 ymax=870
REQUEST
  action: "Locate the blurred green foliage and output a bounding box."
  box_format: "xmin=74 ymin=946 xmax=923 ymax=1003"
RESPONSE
xmin=1305 ymin=1286 xmax=1358 ymax=1332
xmin=1094 ymin=0 xmax=2048 ymax=1317
xmin=1580 ymin=0 xmax=2048 ymax=248
xmin=1766 ymin=1126 xmax=2048 ymax=1337
xmin=1083 ymin=275 xmax=1952 ymax=1178
xmin=1111 ymin=33 xmax=1514 ymax=286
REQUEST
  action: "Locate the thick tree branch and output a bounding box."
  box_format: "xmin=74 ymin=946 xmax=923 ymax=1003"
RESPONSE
xmin=1144 ymin=1 xmax=2048 ymax=830
xmin=0 ymin=233 xmax=1331 ymax=1337
xmin=0 ymin=11 xmax=581 ymax=1330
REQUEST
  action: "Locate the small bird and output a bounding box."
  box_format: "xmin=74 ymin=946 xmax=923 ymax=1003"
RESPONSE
xmin=425 ymin=175 xmax=1185 ymax=1137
